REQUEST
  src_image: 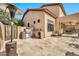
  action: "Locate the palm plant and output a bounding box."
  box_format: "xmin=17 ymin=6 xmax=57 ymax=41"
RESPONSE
xmin=0 ymin=9 xmax=11 ymax=25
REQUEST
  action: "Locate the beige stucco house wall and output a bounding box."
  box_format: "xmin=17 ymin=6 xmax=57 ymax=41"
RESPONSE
xmin=44 ymin=12 xmax=55 ymax=37
xmin=23 ymin=11 xmax=44 ymax=30
xmin=41 ymin=3 xmax=66 ymax=35
xmin=23 ymin=11 xmax=45 ymax=38
xmin=22 ymin=3 xmax=67 ymax=38
xmin=23 ymin=10 xmax=58 ymax=37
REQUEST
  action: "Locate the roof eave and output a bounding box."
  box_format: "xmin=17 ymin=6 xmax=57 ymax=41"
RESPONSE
xmin=41 ymin=3 xmax=67 ymax=16
xmin=22 ymin=8 xmax=57 ymax=20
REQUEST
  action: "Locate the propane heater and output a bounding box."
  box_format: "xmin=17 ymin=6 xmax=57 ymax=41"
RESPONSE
xmin=5 ymin=4 xmax=22 ymax=56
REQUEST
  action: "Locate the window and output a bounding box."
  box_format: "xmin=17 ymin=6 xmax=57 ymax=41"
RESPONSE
xmin=48 ymin=24 xmax=54 ymax=32
xmin=47 ymin=20 xmax=54 ymax=32
xmin=38 ymin=19 xmax=40 ymax=23
xmin=27 ymin=23 xmax=30 ymax=27
xmin=34 ymin=21 xmax=36 ymax=24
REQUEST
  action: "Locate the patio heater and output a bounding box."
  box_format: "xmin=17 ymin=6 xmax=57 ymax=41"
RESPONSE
xmin=5 ymin=4 xmax=19 ymax=56
xmin=10 ymin=6 xmax=16 ymax=42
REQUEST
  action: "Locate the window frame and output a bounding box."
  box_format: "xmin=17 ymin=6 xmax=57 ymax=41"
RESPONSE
xmin=47 ymin=19 xmax=54 ymax=32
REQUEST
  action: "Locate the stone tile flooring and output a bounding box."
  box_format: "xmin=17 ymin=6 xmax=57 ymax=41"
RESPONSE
xmin=1 ymin=36 xmax=79 ymax=56
xmin=17 ymin=37 xmax=79 ymax=56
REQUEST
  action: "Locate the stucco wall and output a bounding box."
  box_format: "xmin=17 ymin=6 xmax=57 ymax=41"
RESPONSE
xmin=23 ymin=10 xmax=57 ymax=37
xmin=23 ymin=11 xmax=45 ymax=37
xmin=0 ymin=5 xmax=7 ymax=10
xmin=44 ymin=12 xmax=56 ymax=37
xmin=23 ymin=11 xmax=44 ymax=30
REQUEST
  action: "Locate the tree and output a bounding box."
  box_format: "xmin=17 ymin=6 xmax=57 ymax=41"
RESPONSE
xmin=12 ymin=18 xmax=22 ymax=26
xmin=0 ymin=9 xmax=11 ymax=25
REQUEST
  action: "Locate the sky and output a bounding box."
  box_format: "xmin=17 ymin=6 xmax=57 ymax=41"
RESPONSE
xmin=12 ymin=3 xmax=79 ymax=19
